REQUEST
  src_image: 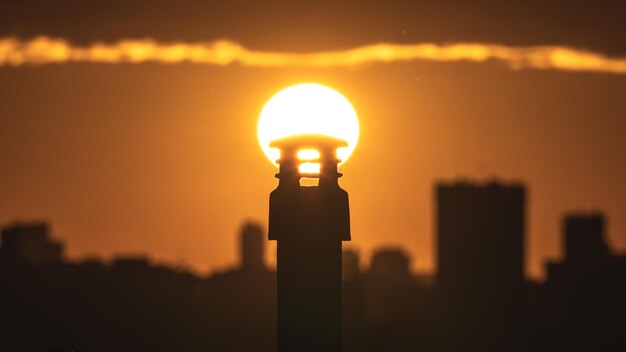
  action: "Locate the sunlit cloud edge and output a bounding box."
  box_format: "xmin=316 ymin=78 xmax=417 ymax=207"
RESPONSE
xmin=1 ymin=36 xmax=626 ymax=74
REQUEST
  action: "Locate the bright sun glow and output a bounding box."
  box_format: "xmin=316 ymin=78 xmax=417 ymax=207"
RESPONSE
xmin=258 ymin=83 xmax=359 ymax=173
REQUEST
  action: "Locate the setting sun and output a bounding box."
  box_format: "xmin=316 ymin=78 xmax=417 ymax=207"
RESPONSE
xmin=257 ymin=83 xmax=359 ymax=173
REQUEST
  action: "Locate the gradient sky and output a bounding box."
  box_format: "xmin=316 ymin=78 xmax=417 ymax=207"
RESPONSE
xmin=1 ymin=0 xmax=625 ymax=279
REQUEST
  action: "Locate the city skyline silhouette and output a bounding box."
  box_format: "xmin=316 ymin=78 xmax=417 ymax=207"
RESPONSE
xmin=2 ymin=180 xmax=625 ymax=351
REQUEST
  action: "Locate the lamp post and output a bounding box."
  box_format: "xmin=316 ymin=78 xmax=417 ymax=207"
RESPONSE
xmin=268 ymin=134 xmax=351 ymax=352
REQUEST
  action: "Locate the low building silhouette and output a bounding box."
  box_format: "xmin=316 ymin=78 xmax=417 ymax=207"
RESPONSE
xmin=369 ymin=248 xmax=411 ymax=282
xmin=564 ymin=213 xmax=609 ymax=265
xmin=365 ymin=248 xmax=415 ymax=322
xmin=539 ymin=213 xmax=626 ymax=351
xmin=341 ymin=249 xmax=365 ymax=351
xmin=0 ymin=221 xmax=64 ymax=266
xmin=342 ymin=249 xmax=361 ymax=281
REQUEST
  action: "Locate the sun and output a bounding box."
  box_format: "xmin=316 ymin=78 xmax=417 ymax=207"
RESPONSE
xmin=257 ymin=83 xmax=359 ymax=171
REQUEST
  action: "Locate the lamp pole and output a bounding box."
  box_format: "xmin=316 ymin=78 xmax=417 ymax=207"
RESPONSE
xmin=268 ymin=135 xmax=351 ymax=352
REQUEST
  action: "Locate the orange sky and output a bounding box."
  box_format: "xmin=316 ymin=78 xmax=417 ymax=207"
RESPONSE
xmin=2 ymin=0 xmax=626 ymax=280
xmin=1 ymin=58 xmax=625 ymax=280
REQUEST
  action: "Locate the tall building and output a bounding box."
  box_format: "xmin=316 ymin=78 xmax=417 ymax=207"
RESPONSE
xmin=436 ymin=181 xmax=526 ymax=350
xmin=0 ymin=221 xmax=64 ymax=266
xmin=239 ymin=221 xmax=266 ymax=271
xmin=437 ymin=181 xmax=525 ymax=294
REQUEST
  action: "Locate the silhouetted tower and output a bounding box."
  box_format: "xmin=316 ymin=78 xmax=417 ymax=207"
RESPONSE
xmin=268 ymin=134 xmax=350 ymax=352
xmin=239 ymin=222 xmax=266 ymax=271
xmin=436 ymin=181 xmax=525 ymax=350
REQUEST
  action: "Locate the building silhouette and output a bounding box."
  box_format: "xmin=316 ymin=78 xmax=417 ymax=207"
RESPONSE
xmin=203 ymin=220 xmax=276 ymax=352
xmin=369 ymin=248 xmax=411 ymax=282
xmin=341 ymin=249 xmax=365 ymax=351
xmin=342 ymin=248 xmax=361 ymax=281
xmin=436 ymin=181 xmax=526 ymax=351
xmin=239 ymin=221 xmax=266 ymax=272
xmin=564 ymin=213 xmax=608 ymax=264
xmin=540 ymin=213 xmax=626 ymax=351
xmin=365 ymin=248 xmax=415 ymax=323
xmin=0 ymin=221 xmax=64 ymax=266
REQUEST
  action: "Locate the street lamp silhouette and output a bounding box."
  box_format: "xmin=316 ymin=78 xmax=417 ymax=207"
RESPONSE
xmin=258 ymin=84 xmax=357 ymax=352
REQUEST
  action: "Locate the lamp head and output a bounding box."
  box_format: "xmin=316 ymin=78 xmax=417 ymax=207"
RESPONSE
xmin=271 ymin=134 xmax=348 ymax=184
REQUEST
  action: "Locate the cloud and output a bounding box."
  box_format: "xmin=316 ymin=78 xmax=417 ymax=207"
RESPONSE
xmin=1 ymin=36 xmax=626 ymax=74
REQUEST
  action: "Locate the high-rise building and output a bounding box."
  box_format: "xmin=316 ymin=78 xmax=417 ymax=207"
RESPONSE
xmin=436 ymin=181 xmax=526 ymax=350
xmin=0 ymin=221 xmax=64 ymax=266
xmin=437 ymin=181 xmax=525 ymax=295
xmin=239 ymin=221 xmax=266 ymax=271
